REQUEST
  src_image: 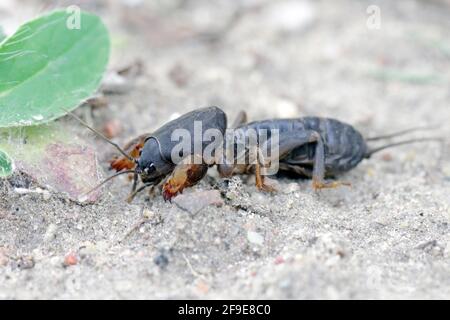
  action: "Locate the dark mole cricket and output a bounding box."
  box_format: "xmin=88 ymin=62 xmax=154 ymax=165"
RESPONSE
xmin=69 ymin=106 xmax=440 ymax=203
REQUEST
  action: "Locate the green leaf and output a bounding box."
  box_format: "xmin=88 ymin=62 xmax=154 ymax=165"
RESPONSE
xmin=0 ymin=149 xmax=13 ymax=177
xmin=0 ymin=10 xmax=110 ymax=128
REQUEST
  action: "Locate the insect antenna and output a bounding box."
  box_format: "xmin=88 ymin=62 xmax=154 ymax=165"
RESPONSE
xmin=81 ymin=170 xmax=136 ymax=198
xmin=365 ymin=137 xmax=444 ymax=158
xmin=366 ymin=125 xmax=438 ymax=141
xmin=64 ymin=109 xmax=135 ymax=162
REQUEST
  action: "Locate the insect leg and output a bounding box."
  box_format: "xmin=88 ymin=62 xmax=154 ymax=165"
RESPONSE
xmin=130 ymin=171 xmax=139 ymax=193
xmin=216 ymin=114 xmax=248 ymax=177
xmin=254 ymin=147 xmax=277 ymax=192
xmin=162 ymin=154 xmax=209 ymax=202
xmin=258 ymin=130 xmax=350 ymax=190
xmin=231 ymin=111 xmax=248 ymax=128
xmin=255 ymin=130 xmax=319 ymax=191
xmin=278 ymin=163 xmax=313 ymax=177
xmin=307 ymin=132 xmax=351 ymax=190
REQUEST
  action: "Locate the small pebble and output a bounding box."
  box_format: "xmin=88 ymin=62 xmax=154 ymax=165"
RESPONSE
xmin=247 ymin=231 xmax=264 ymax=246
xmin=168 ymin=63 xmax=189 ymax=88
xmin=262 ymin=0 xmax=316 ymax=33
xmin=42 ymin=190 xmax=51 ymax=201
xmin=84 ymin=95 xmax=108 ymax=109
xmin=275 ymin=99 xmax=298 ymax=118
xmin=142 ymin=208 xmax=155 ymax=219
xmin=14 ymin=188 xmax=33 ymax=195
xmin=63 ymin=253 xmax=78 ymax=267
xmin=120 ymin=0 xmax=144 ymax=8
xmin=79 ymin=242 xmax=97 ymax=256
xmin=8 ymin=174 xmax=32 ymax=189
xmin=102 ymin=119 xmax=122 ymax=139
xmin=43 ymin=224 xmax=58 ymax=242
xmin=195 ymin=279 xmax=209 ymax=294
xmin=77 ymin=195 xmax=89 ymax=203
xmin=0 ymin=248 xmax=9 ymax=266
xmin=154 ymin=252 xmax=169 ymax=269
xmin=274 ymin=256 xmax=285 ymax=265
xmin=17 ymin=256 xmax=35 ymax=270
xmin=442 ymin=164 xmax=450 ymax=178
xmin=173 ymin=190 xmax=224 ymax=214
xmin=101 ymin=72 xmax=131 ymax=94
xmin=283 ymin=183 xmax=300 ymax=194
xmin=381 ymin=153 xmax=393 ymax=161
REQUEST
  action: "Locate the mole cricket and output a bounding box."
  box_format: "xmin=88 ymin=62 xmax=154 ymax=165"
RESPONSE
xmin=68 ymin=106 xmax=441 ymax=203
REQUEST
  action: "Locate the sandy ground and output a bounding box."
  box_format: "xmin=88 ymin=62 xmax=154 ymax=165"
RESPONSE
xmin=1 ymin=0 xmax=450 ymax=299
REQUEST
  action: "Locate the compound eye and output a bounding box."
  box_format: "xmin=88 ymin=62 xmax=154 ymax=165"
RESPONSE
xmin=144 ymin=163 xmax=155 ymax=175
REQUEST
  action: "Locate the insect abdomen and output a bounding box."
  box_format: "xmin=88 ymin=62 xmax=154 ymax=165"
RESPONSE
xmin=302 ymin=117 xmax=368 ymax=173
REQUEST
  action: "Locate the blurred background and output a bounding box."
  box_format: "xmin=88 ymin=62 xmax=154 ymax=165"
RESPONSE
xmin=1 ymin=0 xmax=449 ymax=140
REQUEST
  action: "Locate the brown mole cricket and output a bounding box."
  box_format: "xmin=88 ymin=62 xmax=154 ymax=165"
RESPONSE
xmin=68 ymin=106 xmax=441 ymax=203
